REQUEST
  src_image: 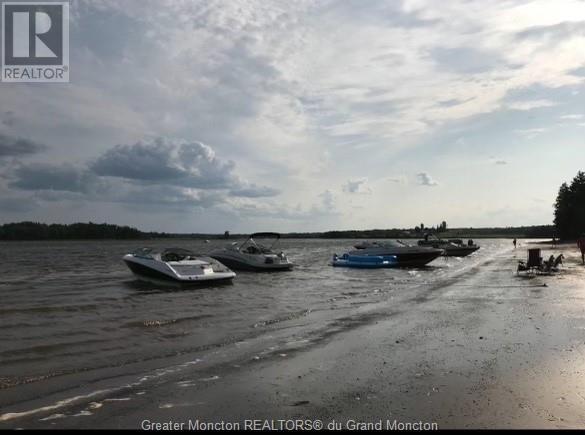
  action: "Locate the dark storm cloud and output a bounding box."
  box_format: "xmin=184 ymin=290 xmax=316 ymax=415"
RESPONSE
xmin=10 ymin=163 xmax=97 ymax=193
xmin=0 ymin=196 xmax=38 ymax=212
xmin=229 ymin=184 xmax=280 ymax=198
xmin=91 ymin=140 xmax=185 ymax=182
xmin=90 ymin=139 xmax=279 ymax=196
xmin=0 ymin=133 xmax=47 ymax=157
xmin=6 ymin=138 xmax=280 ymax=213
xmin=91 ymin=139 xmax=235 ymax=189
xmin=7 ymin=165 xmax=221 ymax=211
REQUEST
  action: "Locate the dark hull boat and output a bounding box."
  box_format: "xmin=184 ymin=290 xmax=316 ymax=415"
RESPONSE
xmin=417 ymin=237 xmax=480 ymax=257
xmin=351 ymin=240 xmax=443 ymax=267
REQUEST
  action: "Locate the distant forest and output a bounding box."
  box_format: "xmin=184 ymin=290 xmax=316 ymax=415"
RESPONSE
xmin=0 ymin=222 xmax=151 ymax=240
xmin=0 ymin=221 xmax=555 ymax=241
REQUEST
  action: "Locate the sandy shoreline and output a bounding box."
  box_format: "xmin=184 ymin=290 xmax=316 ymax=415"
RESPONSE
xmin=2 ymin=243 xmax=585 ymax=429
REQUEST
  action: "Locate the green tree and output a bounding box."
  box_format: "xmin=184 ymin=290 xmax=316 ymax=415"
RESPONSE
xmin=554 ymin=171 xmax=585 ymax=239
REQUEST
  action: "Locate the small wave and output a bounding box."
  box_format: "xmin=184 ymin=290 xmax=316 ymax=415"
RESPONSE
xmin=253 ymin=309 xmax=311 ymax=328
xmin=39 ymin=413 xmax=66 ymax=421
xmin=0 ymin=388 xmax=114 ymax=422
xmin=199 ymin=375 xmax=219 ymax=382
xmin=73 ymin=410 xmax=93 ymax=417
xmin=0 ymin=338 xmax=112 ymax=358
xmin=0 ymin=358 xmax=203 ymax=422
xmin=123 ymin=314 xmax=213 ymax=329
xmin=0 ymin=303 xmax=101 ymax=316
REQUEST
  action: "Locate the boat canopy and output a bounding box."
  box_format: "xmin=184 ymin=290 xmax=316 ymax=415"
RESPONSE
xmin=131 ymin=247 xmax=199 ymax=262
xmin=240 ymin=232 xmax=282 ymax=252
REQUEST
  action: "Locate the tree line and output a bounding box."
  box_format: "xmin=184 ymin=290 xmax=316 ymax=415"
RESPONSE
xmin=0 ymin=222 xmax=147 ymax=240
xmin=0 ymin=221 xmax=555 ymax=241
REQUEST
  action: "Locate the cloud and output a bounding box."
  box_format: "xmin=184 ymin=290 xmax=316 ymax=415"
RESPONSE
xmin=90 ymin=138 xmax=277 ymax=195
xmin=515 ymin=21 xmax=585 ymax=43
xmin=430 ymin=46 xmax=508 ymax=74
xmin=0 ymin=134 xmax=47 ymax=157
xmin=342 ymin=178 xmax=372 ymax=194
xmin=228 ymin=184 xmax=280 ymax=198
xmin=387 ymin=175 xmax=407 ymax=184
xmin=318 ymin=189 xmax=336 ymax=212
xmin=91 ymin=139 xmax=187 ymax=182
xmin=5 ymin=136 xmax=280 ymax=215
xmin=570 ymin=66 xmax=585 ymax=77
xmin=514 ymin=127 xmax=548 ymax=138
xmin=91 ymin=139 xmax=236 ymax=188
xmin=1 ymin=111 xmax=16 ymax=127
xmin=323 ymin=0 xmax=438 ymax=29
xmin=118 ymin=185 xmax=220 ymax=209
xmin=416 ymin=172 xmax=438 ymax=186
xmin=10 ymin=164 xmax=98 ymax=193
xmin=0 ymin=196 xmax=39 ymax=212
xmin=222 ymin=189 xmax=339 ymax=221
xmin=559 ymin=114 xmax=584 ymax=120
xmin=506 ymin=99 xmax=558 ymax=111
xmin=1 ymin=1 xmax=585 ymax=231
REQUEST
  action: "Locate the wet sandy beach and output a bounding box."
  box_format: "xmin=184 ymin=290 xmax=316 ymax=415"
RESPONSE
xmin=2 ymin=242 xmax=585 ymax=429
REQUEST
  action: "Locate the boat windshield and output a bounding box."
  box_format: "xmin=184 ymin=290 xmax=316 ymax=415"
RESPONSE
xmin=132 ymin=247 xmax=154 ymax=259
xmin=239 ymin=234 xmax=280 ymax=253
xmin=161 ymin=248 xmax=198 ymax=262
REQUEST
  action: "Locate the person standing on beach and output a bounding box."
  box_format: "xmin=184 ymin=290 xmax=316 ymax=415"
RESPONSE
xmin=578 ymin=236 xmax=585 ymax=265
xmin=513 ymin=238 xmax=517 ymax=249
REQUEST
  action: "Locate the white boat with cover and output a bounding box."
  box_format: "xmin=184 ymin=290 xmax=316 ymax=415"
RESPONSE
xmin=209 ymin=232 xmax=294 ymax=272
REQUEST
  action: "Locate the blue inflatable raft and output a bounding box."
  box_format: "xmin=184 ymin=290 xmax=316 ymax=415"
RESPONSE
xmin=332 ymin=253 xmax=398 ymax=268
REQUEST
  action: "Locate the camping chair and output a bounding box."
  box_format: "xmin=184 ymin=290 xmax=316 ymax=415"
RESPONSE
xmin=517 ymin=248 xmax=542 ymax=274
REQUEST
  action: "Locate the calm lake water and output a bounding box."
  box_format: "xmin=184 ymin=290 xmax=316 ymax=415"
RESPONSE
xmin=0 ymin=238 xmax=513 ymax=419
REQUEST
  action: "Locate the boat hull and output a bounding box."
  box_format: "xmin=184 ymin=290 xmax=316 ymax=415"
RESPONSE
xmin=443 ymin=246 xmax=480 ymax=257
xmin=209 ymin=254 xmax=293 ymax=272
xmin=123 ymin=257 xmax=235 ymax=284
xmin=349 ymin=249 xmax=442 ymax=267
xmin=418 ymin=241 xmax=480 ymax=257
xmin=332 ymin=254 xmax=398 ymax=268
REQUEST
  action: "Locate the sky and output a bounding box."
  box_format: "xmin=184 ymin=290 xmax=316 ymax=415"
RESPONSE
xmin=0 ymin=0 xmax=584 ymax=233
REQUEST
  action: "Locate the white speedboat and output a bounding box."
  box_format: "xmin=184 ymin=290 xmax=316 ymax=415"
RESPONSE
xmin=209 ymin=232 xmax=294 ymax=272
xmin=123 ymin=248 xmax=236 ymax=283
